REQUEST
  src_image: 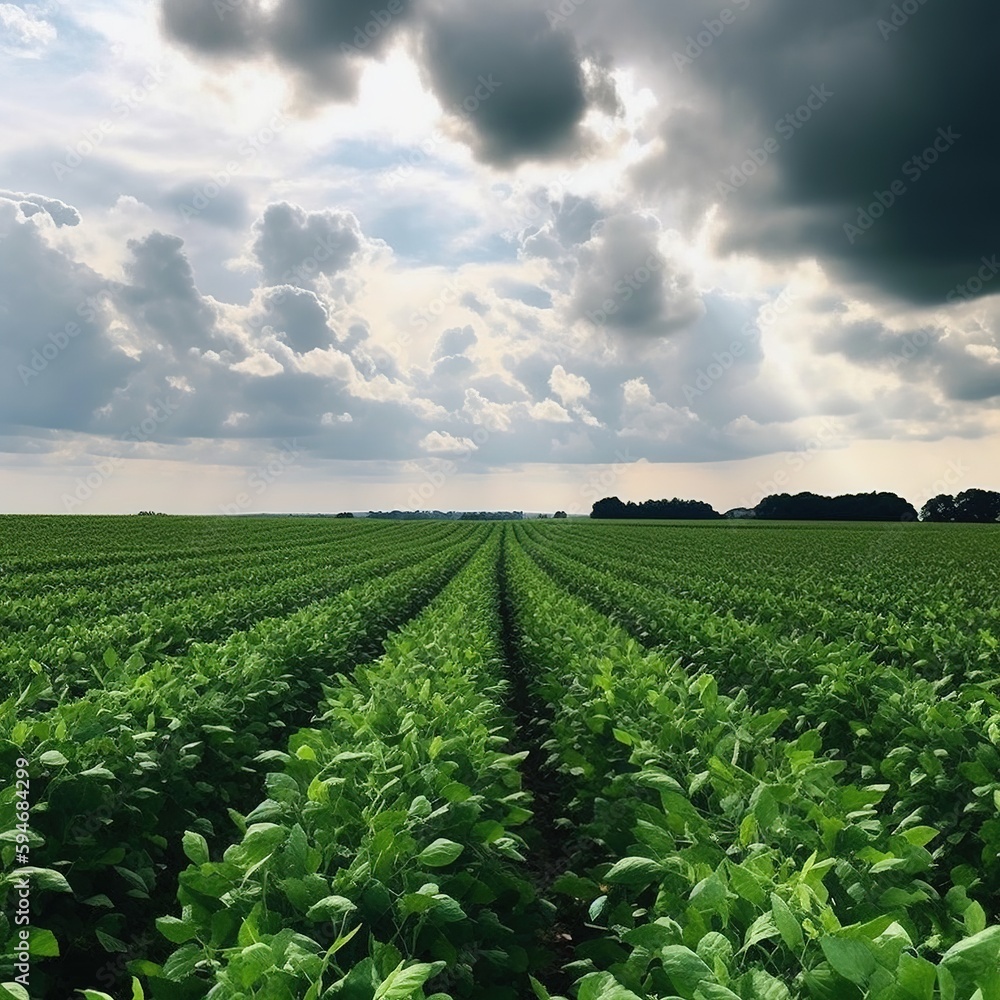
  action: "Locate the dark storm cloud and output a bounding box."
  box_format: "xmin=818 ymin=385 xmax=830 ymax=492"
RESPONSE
xmin=158 ymin=0 xmax=602 ymax=166
xmin=155 ymin=0 xmax=998 ymax=309
xmin=268 ymin=0 xmax=417 ymax=101
xmin=160 ymin=0 xmax=262 ymax=54
xmin=160 ymin=0 xmax=416 ymax=101
xmin=584 ymin=0 xmax=1000 ymax=305
xmin=415 ymin=0 xmax=592 ymax=165
xmin=251 ymin=202 xmax=364 ymax=288
xmin=712 ymin=0 xmax=996 ymax=306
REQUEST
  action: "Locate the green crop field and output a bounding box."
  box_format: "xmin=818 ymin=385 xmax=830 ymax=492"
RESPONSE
xmin=2 ymin=516 xmax=1000 ymax=1000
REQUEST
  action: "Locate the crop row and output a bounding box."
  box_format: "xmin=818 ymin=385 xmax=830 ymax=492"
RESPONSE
xmin=1 ymin=524 xmax=462 ymax=690
xmin=0 ymin=529 xmax=378 ymax=616
xmin=0 ymin=528 xmax=485 ymax=998
xmin=520 ymin=522 xmax=1000 ymax=681
xmin=137 ymin=525 xmax=548 ymax=1000
xmin=506 ymin=530 xmax=1000 ymax=999
xmin=517 ymin=526 xmax=1000 ymax=910
xmin=0 ymin=517 xmax=377 ymax=575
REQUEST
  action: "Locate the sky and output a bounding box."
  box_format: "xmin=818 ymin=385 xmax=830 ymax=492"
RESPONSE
xmin=1 ymin=0 xmax=998 ymax=515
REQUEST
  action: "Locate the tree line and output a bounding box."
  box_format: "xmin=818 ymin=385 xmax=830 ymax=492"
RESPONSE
xmin=591 ymin=489 xmax=1000 ymax=523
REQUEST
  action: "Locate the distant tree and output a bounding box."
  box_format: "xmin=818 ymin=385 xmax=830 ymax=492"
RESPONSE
xmin=638 ymin=498 xmax=722 ymax=519
xmin=554 ymin=511 xmax=568 ymax=519
xmin=954 ymin=488 xmax=1000 ymax=523
xmin=335 ymin=512 xmax=355 ymax=518
xmin=591 ymin=497 xmax=629 ymax=519
xmin=919 ymin=490 xmax=1000 ymax=523
xmin=591 ymin=496 xmax=721 ymax=519
xmin=755 ymin=491 xmax=916 ymax=521
xmin=919 ymin=494 xmax=959 ymax=522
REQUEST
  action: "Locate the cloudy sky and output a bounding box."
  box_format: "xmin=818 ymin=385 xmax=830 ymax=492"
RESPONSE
xmin=1 ymin=0 xmax=998 ymax=514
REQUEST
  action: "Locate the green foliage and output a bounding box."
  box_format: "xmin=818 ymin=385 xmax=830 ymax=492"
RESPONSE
xmin=0 ymin=519 xmax=484 ymax=996
xmin=152 ymin=528 xmax=547 ymax=998
xmin=2 ymin=516 xmax=999 ymax=999
xmin=505 ymin=521 xmax=1000 ymax=999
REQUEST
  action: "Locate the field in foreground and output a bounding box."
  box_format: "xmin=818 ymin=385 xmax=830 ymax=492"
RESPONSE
xmin=2 ymin=516 xmax=1000 ymax=1000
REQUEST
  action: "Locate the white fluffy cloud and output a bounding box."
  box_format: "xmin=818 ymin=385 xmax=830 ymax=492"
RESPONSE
xmin=549 ymin=364 xmax=590 ymax=407
xmin=421 ymin=430 xmax=476 ymax=455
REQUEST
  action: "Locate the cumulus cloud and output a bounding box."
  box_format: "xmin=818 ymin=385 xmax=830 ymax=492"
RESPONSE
xmin=295 ymin=346 xmax=358 ymax=381
xmin=462 ymin=388 xmax=515 ymax=432
xmin=621 ymin=377 xmax=700 ymax=442
xmin=256 ymin=286 xmax=336 ymax=353
xmin=322 ymin=411 xmax=353 ymax=425
xmin=420 ymin=430 xmax=476 ymax=454
xmin=231 ymin=352 xmax=284 ymax=377
xmin=250 ymin=202 xmax=365 ymax=289
xmin=415 ymin=0 xmax=598 ymax=166
xmin=432 ymin=324 xmax=478 ymax=360
xmin=529 ymin=398 xmax=573 ymax=423
xmin=119 ymin=232 xmax=225 ymax=353
xmin=5 ymin=1 xmax=1000 ymax=506
xmin=0 ymin=190 xmax=80 ymax=227
xmin=519 ymin=194 xmax=607 ymax=269
xmin=549 ymin=364 xmax=590 ymax=407
xmin=570 ymin=212 xmax=704 ymax=336
xmin=0 ymin=207 xmax=137 ymax=432
xmin=551 ymin=194 xmax=604 ymax=248
xmin=817 ymin=314 xmax=1000 ymax=404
